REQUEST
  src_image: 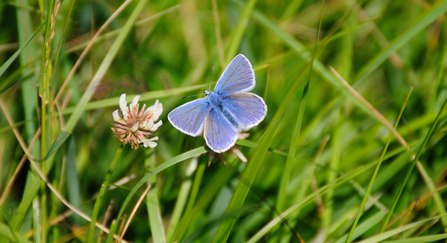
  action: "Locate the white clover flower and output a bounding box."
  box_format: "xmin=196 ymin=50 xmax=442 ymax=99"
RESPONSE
xmin=111 ymin=93 xmax=163 ymax=149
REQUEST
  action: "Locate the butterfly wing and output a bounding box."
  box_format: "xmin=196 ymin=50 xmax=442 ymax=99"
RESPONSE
xmin=168 ymin=98 xmax=210 ymax=137
xmin=221 ymin=92 xmax=267 ymax=131
xmin=214 ymin=54 xmax=255 ymax=96
xmin=204 ymin=108 xmax=238 ymax=153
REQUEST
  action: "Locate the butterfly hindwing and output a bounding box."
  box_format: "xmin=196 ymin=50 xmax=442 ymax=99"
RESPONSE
xmin=214 ymin=54 xmax=255 ymax=96
xmin=221 ymin=92 xmax=267 ymax=131
xmin=204 ymin=108 xmax=238 ymax=153
xmin=168 ymin=98 xmax=210 ymax=137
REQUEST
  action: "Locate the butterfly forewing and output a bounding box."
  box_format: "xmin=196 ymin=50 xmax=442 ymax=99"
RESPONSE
xmin=221 ymin=93 xmax=267 ymax=131
xmin=214 ymin=54 xmax=255 ymax=96
xmin=204 ymin=108 xmax=238 ymax=153
xmin=168 ymin=98 xmax=210 ymax=137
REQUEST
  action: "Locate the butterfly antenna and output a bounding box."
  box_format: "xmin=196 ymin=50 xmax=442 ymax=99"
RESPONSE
xmin=209 ymin=65 xmax=215 ymax=91
xmin=180 ymin=94 xmax=201 ymax=99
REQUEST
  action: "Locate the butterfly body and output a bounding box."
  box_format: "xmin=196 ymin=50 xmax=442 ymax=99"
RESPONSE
xmin=168 ymin=54 xmax=267 ymax=153
xmin=206 ymin=91 xmax=222 ymax=108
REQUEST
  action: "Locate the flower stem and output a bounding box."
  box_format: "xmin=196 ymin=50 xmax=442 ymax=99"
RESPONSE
xmin=87 ymin=146 xmax=123 ymax=243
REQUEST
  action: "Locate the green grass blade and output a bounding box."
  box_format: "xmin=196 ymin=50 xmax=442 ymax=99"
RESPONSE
xmin=382 ymin=233 xmax=447 ymax=243
xmin=354 ymin=0 xmax=447 ymax=83
xmin=44 ymin=0 xmax=146 ymax=160
xmin=346 ymin=89 xmax=412 ymax=243
xmin=183 ymin=205 xmax=256 ymax=243
xmin=61 ymin=84 xmax=207 ymax=114
xmin=359 ymin=214 xmax=447 ymax=243
xmin=145 ymin=152 xmax=166 ymax=243
xmin=65 ymin=5 xmax=180 ymax=54
xmin=107 ymin=147 xmax=207 ymax=243
xmin=0 ymin=65 xmax=33 ymax=94
xmin=281 ymin=0 xmax=305 ymax=21
xmin=171 ymin=163 xmax=237 ymax=241
xmin=247 ymin=166 xmax=366 ymax=243
xmin=182 ymin=160 xmax=206 ymax=223
xmin=87 ymin=147 xmax=123 ymax=243
xmin=226 ymin=0 xmax=258 ymax=60
xmin=43 ymin=131 xmax=71 ymax=160
xmin=65 ymin=136 xmax=81 ymax=224
xmin=16 ymin=0 xmax=38 ymax=145
xmin=0 ymin=22 xmax=44 ymax=79
xmin=335 ymin=211 xmax=386 ymax=243
xmin=147 ymin=185 xmax=166 ymax=243
xmin=381 ymin=97 xmax=447 ymax=232
xmin=165 ymin=158 xmax=197 ymax=242
xmin=63 ymin=0 xmax=145 ymax=132
xmin=0 ymin=222 xmax=31 ymax=243
xmin=246 ymin=3 xmax=393 ymax=134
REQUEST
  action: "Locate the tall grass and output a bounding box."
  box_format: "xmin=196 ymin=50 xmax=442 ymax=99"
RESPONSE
xmin=1 ymin=0 xmax=447 ymax=242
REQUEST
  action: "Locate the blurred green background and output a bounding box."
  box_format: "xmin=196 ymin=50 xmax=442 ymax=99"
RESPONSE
xmin=1 ymin=0 xmax=447 ymax=242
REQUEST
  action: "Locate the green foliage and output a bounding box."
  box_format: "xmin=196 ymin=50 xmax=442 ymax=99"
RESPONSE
xmin=1 ymin=0 xmax=447 ymax=242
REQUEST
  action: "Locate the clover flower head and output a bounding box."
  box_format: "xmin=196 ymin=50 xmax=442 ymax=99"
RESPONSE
xmin=112 ymin=93 xmax=163 ymax=149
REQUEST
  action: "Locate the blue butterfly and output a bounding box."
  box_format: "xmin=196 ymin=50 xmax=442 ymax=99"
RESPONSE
xmin=168 ymin=54 xmax=268 ymax=153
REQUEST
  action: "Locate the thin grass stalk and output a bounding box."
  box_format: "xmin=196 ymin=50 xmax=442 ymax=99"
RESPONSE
xmin=277 ymin=0 xmax=325 ymax=213
xmin=280 ymin=0 xmax=305 ymax=22
xmin=354 ymin=0 xmax=447 ymax=84
xmin=226 ymin=0 xmax=258 ymax=60
xmin=345 ymin=88 xmax=413 ymax=243
xmin=87 ymin=146 xmax=123 ymax=243
xmin=274 ymin=2 xmax=325 ymax=240
xmin=38 ymin=0 xmax=57 ymax=240
xmin=15 ymin=0 xmax=37 ymax=144
xmin=97 ymin=201 xmax=114 ymax=243
xmin=358 ymin=214 xmax=447 ymax=243
xmin=0 ymin=98 xmax=126 ymax=242
xmin=277 ymin=135 xmax=330 ymax=243
xmin=119 ymin=184 xmax=152 ymax=242
xmin=324 ymin=108 xmax=341 ymax=229
xmin=0 ymin=127 xmax=40 ymax=207
xmin=184 ymin=159 xmax=206 ymax=218
xmin=0 ymin=22 xmax=45 ymax=79
xmin=275 ymin=89 xmax=303 ymax=212
xmin=166 ymin=157 xmax=198 ymax=242
xmin=63 ymin=0 xmax=145 ymax=132
xmin=380 ymin=97 xmax=447 ymax=232
xmin=53 ymin=0 xmax=132 ymax=106
xmin=145 ymin=152 xmax=166 ymax=243
xmin=28 ymin=156 xmax=129 ymax=243
xmin=108 ymin=147 xmax=208 ymax=243
xmin=65 ymin=5 xmax=179 ymax=54
xmin=414 ymin=161 xmax=447 ymax=231
xmin=146 ymin=184 xmax=166 ymax=243
xmin=42 ymin=0 xmax=146 ymax=163
xmin=172 ymin=161 xmax=237 ymax=241
xmin=32 ymin=197 xmax=40 ymax=243
xmin=212 ymin=0 xmax=225 ymax=68
xmin=430 ymin=22 xmax=447 ymax=111
xmin=51 ymin=0 xmax=76 ymax=102
xmin=248 ymin=166 xmax=367 ymax=243
xmin=331 ymin=65 xmax=447 ymax=230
